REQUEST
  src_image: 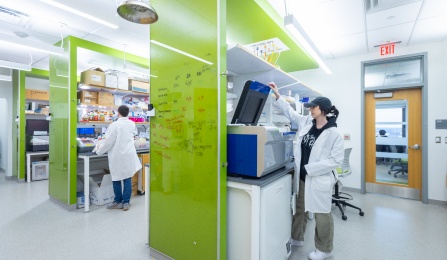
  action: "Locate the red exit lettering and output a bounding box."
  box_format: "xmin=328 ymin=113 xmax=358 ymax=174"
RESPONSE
xmin=380 ymin=44 xmax=395 ymax=56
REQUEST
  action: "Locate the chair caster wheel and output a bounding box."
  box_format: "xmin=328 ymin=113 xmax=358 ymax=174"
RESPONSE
xmin=360 ymin=212 xmax=364 ymax=216
xmin=342 ymin=215 xmax=347 ymax=221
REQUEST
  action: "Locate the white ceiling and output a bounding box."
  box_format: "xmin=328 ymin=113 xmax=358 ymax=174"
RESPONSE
xmin=268 ymin=0 xmax=447 ymax=60
xmin=0 ymin=0 xmax=150 ymax=70
xmin=0 ymin=0 xmax=446 ymax=72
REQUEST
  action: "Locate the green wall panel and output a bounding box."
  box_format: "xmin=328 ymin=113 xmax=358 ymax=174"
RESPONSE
xmin=12 ymin=70 xmax=19 ymax=179
xmin=150 ymin=0 xmax=226 ymax=259
xmin=19 ymin=69 xmax=49 ymax=180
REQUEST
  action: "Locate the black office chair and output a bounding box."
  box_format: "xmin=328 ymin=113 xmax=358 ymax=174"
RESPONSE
xmin=388 ymin=158 xmax=408 ymax=177
xmin=332 ymin=148 xmax=364 ymax=221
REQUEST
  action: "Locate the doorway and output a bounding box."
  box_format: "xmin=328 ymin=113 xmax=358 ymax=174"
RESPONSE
xmin=362 ymin=54 xmax=427 ymax=202
xmin=365 ymin=89 xmax=422 ymax=199
xmin=0 ymin=98 xmax=10 ymax=177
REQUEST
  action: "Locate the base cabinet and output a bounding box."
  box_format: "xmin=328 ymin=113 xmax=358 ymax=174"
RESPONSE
xmin=227 ymin=169 xmax=293 ymax=260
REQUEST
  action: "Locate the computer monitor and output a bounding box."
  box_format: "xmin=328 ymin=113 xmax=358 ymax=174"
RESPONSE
xmin=231 ymin=80 xmax=270 ymax=125
xmin=26 ymin=119 xmax=49 ymax=134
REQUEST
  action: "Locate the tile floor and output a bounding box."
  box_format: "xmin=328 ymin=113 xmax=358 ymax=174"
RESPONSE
xmin=1 ymin=170 xmax=446 ymax=260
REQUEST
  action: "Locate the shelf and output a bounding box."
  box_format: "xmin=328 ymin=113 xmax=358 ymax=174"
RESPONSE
xmin=78 ymin=84 xmax=149 ymax=97
xmin=227 ymin=44 xmax=321 ymax=97
xmin=25 ymin=112 xmax=47 ymax=116
xmin=77 ymin=104 xmax=148 ymax=110
xmin=25 ymin=99 xmax=49 ymax=102
xmin=78 ymin=121 xmax=149 ymax=126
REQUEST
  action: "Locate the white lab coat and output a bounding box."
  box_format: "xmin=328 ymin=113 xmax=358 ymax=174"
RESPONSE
xmin=95 ymin=117 xmax=142 ymax=181
xmin=274 ymin=97 xmax=344 ymax=213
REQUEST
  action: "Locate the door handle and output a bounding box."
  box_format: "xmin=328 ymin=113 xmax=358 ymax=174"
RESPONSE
xmin=409 ymin=144 xmax=420 ymax=150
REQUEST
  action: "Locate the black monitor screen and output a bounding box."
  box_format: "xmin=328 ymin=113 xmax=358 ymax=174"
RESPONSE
xmin=26 ymin=119 xmax=49 ymax=134
xmin=231 ymin=80 xmax=270 ymax=125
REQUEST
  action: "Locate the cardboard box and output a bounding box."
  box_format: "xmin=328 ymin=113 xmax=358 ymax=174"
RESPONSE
xmin=83 ymin=173 xmax=114 ymax=206
xmin=116 ymin=71 xmax=129 ymax=90
xmin=98 ymin=92 xmax=114 ymax=106
xmin=131 ymin=173 xmax=138 ymax=196
xmin=78 ymin=90 xmax=98 ymax=105
xmin=137 ymin=153 xmax=150 ymax=193
xmin=129 ymin=79 xmax=149 ymax=93
xmin=25 ymin=89 xmax=49 ymax=101
xmin=32 ymin=161 xmax=49 ymax=181
xmin=40 ymin=107 xmax=50 ymax=115
xmin=105 ymin=74 xmax=118 ymax=89
xmin=80 ymin=68 xmax=105 ymax=87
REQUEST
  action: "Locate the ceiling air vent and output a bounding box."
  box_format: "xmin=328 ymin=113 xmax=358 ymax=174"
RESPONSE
xmin=364 ymin=0 xmax=421 ymax=14
xmin=0 ymin=5 xmax=29 ymax=18
xmin=13 ymin=31 xmax=29 ymax=38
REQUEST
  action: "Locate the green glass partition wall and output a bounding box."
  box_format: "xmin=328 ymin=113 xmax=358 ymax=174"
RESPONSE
xmin=49 ymin=36 xmax=148 ymax=206
xmin=150 ymin=0 xmax=226 ymax=259
xmin=49 ymin=40 xmax=70 ymax=204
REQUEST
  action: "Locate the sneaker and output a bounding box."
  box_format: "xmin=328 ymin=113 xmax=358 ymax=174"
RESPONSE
xmin=123 ymin=203 xmax=130 ymax=211
xmin=289 ymin=238 xmax=304 ymax=247
xmin=107 ymin=202 xmax=123 ymax=209
xmin=308 ymin=249 xmax=332 ymax=260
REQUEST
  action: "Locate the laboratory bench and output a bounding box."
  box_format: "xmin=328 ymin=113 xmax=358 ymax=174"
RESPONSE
xmin=78 ymin=149 xmax=149 ymax=212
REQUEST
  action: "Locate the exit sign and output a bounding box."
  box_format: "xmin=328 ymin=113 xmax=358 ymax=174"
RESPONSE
xmin=380 ymin=44 xmax=395 ymax=56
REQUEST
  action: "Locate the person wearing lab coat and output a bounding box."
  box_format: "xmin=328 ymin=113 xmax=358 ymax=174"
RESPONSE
xmin=268 ymin=83 xmax=344 ymax=260
xmin=94 ymin=105 xmax=142 ymax=211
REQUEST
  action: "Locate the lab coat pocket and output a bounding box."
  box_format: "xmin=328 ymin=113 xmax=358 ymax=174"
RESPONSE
xmin=312 ymin=175 xmax=332 ymax=192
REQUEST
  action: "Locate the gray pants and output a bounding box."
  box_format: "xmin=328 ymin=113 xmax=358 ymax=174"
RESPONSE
xmin=292 ymin=179 xmax=334 ymax=253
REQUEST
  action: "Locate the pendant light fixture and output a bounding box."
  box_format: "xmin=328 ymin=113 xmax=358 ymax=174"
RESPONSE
xmin=282 ymin=0 xmax=331 ymax=74
xmin=117 ymin=0 xmax=158 ymax=24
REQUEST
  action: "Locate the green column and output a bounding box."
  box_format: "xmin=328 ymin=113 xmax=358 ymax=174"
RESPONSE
xmin=149 ymin=0 xmax=227 ymax=259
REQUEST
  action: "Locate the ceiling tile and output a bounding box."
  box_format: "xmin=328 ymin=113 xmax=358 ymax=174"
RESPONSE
xmin=366 ymin=1 xmax=422 ymax=30
xmin=288 ymin=0 xmax=365 ymax=41
xmin=367 ymin=22 xmax=415 ymax=51
xmin=419 ymin=0 xmax=447 ymax=19
xmin=324 ymin=32 xmax=368 ymax=58
xmin=411 ymin=14 xmax=447 ymax=44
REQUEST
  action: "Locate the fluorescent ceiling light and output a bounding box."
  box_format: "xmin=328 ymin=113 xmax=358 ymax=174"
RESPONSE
xmin=150 ymin=40 xmax=213 ymax=65
xmin=0 ymin=60 xmax=31 ymax=71
xmin=0 ymin=32 xmax=64 ymax=56
xmin=124 ymin=66 xmax=157 ymax=78
xmin=284 ymin=14 xmax=331 ymax=74
xmin=40 ymin=0 xmax=119 ymax=29
xmin=0 ymin=74 xmax=12 ymax=81
xmin=88 ymin=61 xmax=156 ymax=78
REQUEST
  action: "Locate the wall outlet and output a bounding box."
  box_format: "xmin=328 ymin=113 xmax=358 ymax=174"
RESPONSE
xmin=435 ymin=136 xmax=441 ymax=143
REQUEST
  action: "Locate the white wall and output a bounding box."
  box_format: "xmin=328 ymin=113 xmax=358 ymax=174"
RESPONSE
xmin=0 ymin=98 xmax=6 ymax=169
xmin=0 ymin=80 xmax=13 ymax=177
xmin=290 ymin=40 xmax=447 ymax=202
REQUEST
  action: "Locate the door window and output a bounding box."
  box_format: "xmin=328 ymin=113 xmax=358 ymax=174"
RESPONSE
xmin=375 ymin=100 xmax=408 ymax=185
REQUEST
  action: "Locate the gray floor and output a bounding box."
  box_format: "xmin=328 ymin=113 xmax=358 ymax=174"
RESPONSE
xmin=376 ymin=163 xmax=408 ymax=184
xmin=1 ymin=170 xmax=446 ymax=260
xmin=0 ymin=170 xmax=149 ymax=260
